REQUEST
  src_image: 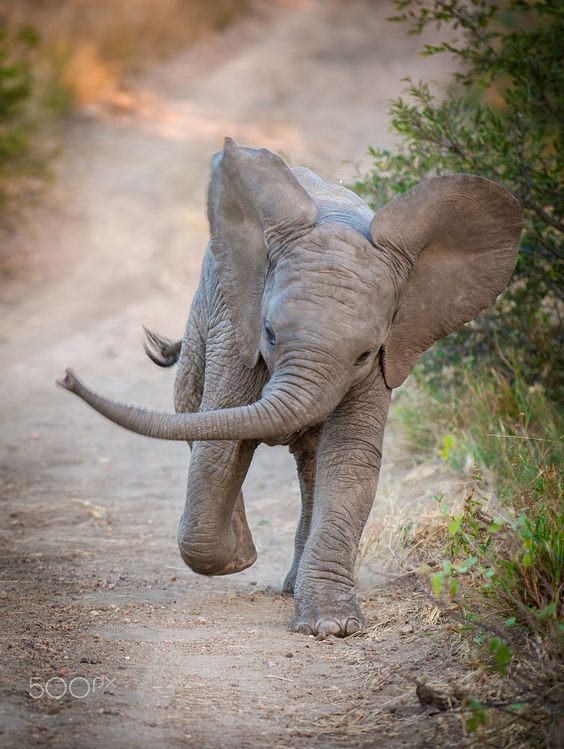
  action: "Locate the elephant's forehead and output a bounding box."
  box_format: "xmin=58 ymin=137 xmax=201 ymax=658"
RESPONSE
xmin=276 ymin=231 xmax=392 ymax=299
xmin=299 ymin=224 xmax=387 ymax=269
xmin=273 ymin=263 xmax=374 ymax=310
xmin=268 ymin=264 xmax=394 ymax=337
xmin=267 ymin=288 xmax=384 ymax=355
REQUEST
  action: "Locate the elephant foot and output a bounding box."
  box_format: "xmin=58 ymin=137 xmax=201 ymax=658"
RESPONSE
xmin=177 ymin=502 xmax=257 ymax=576
xmin=212 ymin=545 xmax=257 ymax=576
xmin=212 ymin=525 xmax=257 ymax=575
xmin=291 ymin=589 xmax=364 ymax=638
xmin=178 ymin=532 xmax=257 ymax=576
xmin=218 ymin=501 xmax=258 ymax=574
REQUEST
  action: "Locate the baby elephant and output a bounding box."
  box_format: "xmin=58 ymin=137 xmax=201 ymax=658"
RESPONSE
xmin=58 ymin=138 xmax=522 ymax=637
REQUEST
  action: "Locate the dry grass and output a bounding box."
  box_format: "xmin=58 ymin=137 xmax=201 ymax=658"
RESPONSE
xmin=0 ymin=0 xmax=249 ymax=106
xmin=357 ymin=451 xmax=471 ymax=577
xmin=361 ymin=393 xmax=564 ymax=749
xmin=353 ymin=571 xmax=560 ymax=747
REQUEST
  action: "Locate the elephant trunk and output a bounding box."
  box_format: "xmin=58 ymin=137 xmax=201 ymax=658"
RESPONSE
xmin=57 ymin=360 xmax=345 ymax=442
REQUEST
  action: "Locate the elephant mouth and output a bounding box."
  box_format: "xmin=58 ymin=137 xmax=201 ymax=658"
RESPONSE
xmin=261 ymin=417 xmax=325 ymax=447
xmin=262 ymin=428 xmax=308 ymax=447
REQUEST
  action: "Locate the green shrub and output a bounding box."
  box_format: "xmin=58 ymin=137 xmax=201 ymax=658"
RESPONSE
xmin=396 ymin=371 xmax=563 ymax=740
xmin=398 ymin=366 xmax=562 ymax=637
xmin=0 ymin=24 xmax=39 ymax=205
xmin=353 ymin=0 xmax=563 ymax=400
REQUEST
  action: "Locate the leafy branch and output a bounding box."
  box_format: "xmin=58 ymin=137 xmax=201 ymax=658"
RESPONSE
xmin=353 ymin=0 xmax=564 ymax=398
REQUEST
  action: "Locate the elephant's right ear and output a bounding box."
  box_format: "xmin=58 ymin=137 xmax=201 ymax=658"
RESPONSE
xmin=207 ymin=138 xmax=317 ymax=368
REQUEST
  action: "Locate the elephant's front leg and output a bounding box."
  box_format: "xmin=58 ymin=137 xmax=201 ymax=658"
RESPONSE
xmin=177 ymin=439 xmax=258 ymax=576
xmin=291 ymin=368 xmax=391 ymax=637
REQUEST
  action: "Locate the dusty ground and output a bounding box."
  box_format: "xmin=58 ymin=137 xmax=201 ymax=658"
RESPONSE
xmin=0 ymin=2 xmax=477 ymax=747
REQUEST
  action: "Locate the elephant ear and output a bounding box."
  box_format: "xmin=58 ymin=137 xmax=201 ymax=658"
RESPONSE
xmin=207 ymin=138 xmax=317 ymax=368
xmin=370 ymin=174 xmax=522 ymax=389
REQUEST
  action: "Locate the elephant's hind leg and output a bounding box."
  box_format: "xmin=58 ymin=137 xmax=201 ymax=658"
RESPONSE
xmin=283 ymin=431 xmax=318 ymax=594
xmin=174 ymin=287 xmax=207 ymax=416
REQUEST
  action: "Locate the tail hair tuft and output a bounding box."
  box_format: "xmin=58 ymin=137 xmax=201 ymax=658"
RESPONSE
xmin=143 ymin=327 xmax=181 ymax=367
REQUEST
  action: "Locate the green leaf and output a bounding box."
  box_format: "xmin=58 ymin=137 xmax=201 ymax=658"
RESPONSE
xmin=440 ymin=434 xmax=456 ymax=462
xmin=487 ymin=519 xmax=504 ymax=533
xmin=457 ymin=556 xmax=478 ymax=574
xmin=535 ymin=602 xmax=557 ymax=620
xmin=465 ymin=697 xmax=487 ymax=733
xmin=448 ymin=514 xmax=463 ymax=535
xmin=431 ymin=572 xmax=443 ymax=596
xmin=494 ymin=643 xmax=512 ymax=674
xmin=487 ymin=637 xmax=512 ymax=674
xmin=17 ymin=25 xmax=40 ymax=47
xmin=466 ymin=714 xmax=479 ymax=733
xmin=488 ymin=636 xmax=501 ymax=654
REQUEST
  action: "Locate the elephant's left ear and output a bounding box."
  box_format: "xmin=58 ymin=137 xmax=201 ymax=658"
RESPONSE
xmin=370 ymin=174 xmax=522 ymax=389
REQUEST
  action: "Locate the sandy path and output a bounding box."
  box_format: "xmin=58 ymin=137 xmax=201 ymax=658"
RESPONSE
xmin=0 ymin=2 xmax=462 ymax=747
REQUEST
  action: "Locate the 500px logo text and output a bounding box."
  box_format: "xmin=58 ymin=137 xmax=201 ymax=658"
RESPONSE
xmin=29 ymin=676 xmax=116 ymax=699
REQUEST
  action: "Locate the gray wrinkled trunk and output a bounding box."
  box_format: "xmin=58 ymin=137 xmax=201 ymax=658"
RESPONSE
xmin=58 ymin=360 xmax=344 ymax=443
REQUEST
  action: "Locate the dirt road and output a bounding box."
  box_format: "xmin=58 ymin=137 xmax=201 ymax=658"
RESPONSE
xmin=0 ymin=2 xmax=468 ymax=746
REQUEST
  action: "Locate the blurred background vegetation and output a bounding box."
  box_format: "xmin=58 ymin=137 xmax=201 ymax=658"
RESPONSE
xmin=0 ymin=0 xmax=248 ymax=228
xmin=354 ymin=1 xmax=562 ymax=739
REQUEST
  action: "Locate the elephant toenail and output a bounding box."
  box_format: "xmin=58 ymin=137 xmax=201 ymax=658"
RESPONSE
xmin=345 ymin=617 xmax=362 ymax=635
xmin=316 ymin=618 xmax=341 ymax=638
xmin=296 ymin=623 xmax=313 ymax=635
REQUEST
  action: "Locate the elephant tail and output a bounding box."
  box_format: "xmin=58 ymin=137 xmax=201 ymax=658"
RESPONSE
xmin=142 ymin=327 xmax=181 ymax=367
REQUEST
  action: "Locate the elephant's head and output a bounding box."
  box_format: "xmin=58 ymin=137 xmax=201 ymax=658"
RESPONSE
xmin=58 ymin=138 xmax=522 ymax=439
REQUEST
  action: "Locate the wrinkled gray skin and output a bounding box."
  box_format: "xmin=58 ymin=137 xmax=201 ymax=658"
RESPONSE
xmin=58 ymin=139 xmax=522 ymax=638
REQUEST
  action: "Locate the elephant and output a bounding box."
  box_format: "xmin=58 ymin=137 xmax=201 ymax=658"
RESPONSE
xmin=57 ymin=138 xmax=522 ymax=638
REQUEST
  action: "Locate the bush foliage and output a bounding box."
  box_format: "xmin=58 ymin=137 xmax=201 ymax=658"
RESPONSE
xmin=0 ymin=24 xmax=39 ymax=208
xmin=353 ymin=0 xmax=563 ymax=398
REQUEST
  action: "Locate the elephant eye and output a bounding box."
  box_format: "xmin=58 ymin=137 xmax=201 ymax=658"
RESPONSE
xmin=355 ymin=350 xmax=372 ymax=365
xmin=265 ymin=323 xmax=276 ymax=347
